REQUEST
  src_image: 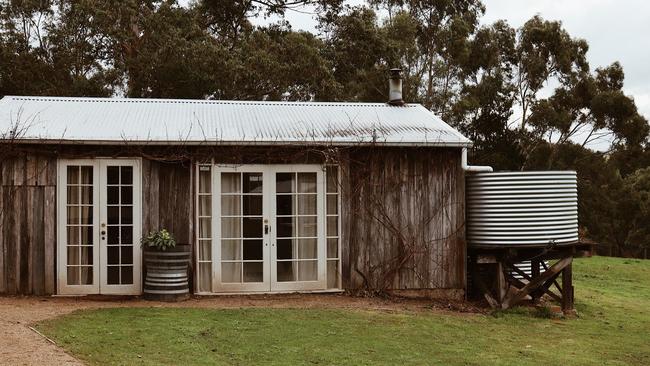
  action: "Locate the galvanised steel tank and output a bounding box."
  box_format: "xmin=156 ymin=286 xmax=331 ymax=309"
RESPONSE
xmin=467 ymin=171 xmax=578 ymax=248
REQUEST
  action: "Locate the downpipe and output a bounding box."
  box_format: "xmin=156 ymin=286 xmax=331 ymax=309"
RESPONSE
xmin=461 ymin=148 xmax=493 ymax=172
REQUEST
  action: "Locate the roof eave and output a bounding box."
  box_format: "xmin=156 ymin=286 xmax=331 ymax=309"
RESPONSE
xmin=3 ymin=138 xmax=473 ymax=148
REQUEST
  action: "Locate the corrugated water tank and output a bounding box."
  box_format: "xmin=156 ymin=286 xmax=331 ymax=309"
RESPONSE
xmin=467 ymin=171 xmax=578 ymax=247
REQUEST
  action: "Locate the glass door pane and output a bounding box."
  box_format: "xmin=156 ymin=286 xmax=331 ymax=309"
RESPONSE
xmin=220 ymin=172 xmax=265 ymax=284
xmin=275 ymin=172 xmax=318 ymax=283
xmin=105 ymin=165 xmax=134 ymax=285
xmin=65 ymin=165 xmax=94 ymax=285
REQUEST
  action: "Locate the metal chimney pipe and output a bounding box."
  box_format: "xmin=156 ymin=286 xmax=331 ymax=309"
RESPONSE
xmin=388 ymin=68 xmax=404 ymax=106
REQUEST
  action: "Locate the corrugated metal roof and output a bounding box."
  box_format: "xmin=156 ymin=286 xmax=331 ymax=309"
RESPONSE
xmin=0 ymin=96 xmax=471 ymax=147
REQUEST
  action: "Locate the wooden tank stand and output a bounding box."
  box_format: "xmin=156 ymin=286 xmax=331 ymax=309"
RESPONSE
xmin=469 ymin=243 xmax=593 ymax=313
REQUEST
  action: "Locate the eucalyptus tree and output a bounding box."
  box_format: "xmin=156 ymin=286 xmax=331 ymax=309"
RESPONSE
xmin=447 ymin=20 xmax=519 ymax=169
xmin=320 ymin=6 xmax=391 ymax=102
xmin=198 ymin=0 xmax=343 ymax=41
xmin=513 ymin=16 xmax=589 ymax=131
xmin=220 ymin=25 xmax=337 ymax=101
xmin=622 ymin=167 xmax=650 ymax=256
xmin=0 ymin=0 xmax=114 ymax=96
xmin=527 ymin=62 xmax=649 ymax=151
xmin=50 ymin=0 xmax=222 ymax=98
xmin=368 ymin=0 xmax=485 ymax=117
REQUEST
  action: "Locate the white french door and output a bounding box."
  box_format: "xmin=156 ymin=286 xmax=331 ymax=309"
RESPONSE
xmin=212 ymin=165 xmax=326 ymax=292
xmin=57 ymin=159 xmax=142 ymax=295
xmin=270 ymin=167 xmax=326 ymax=291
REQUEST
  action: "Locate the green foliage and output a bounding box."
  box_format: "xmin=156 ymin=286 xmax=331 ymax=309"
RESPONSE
xmin=35 ymin=257 xmax=650 ymax=365
xmin=198 ymin=0 xmax=343 ymax=40
xmin=622 ymin=168 xmax=650 ymax=250
xmin=1 ymin=0 xmax=648 ymax=255
xmin=141 ymin=229 xmax=176 ymax=251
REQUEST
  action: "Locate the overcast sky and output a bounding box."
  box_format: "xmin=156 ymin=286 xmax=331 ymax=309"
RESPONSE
xmin=482 ymin=0 xmax=650 ymax=119
xmin=259 ymin=0 xmax=650 ymax=119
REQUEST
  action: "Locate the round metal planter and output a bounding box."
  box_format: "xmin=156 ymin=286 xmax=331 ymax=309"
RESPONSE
xmin=143 ymin=246 xmax=191 ymax=301
xmin=467 ymin=171 xmax=578 ymax=248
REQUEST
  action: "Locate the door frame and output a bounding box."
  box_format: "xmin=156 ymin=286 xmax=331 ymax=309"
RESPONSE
xmin=56 ymin=158 xmax=143 ymax=295
xmin=210 ymin=164 xmax=327 ymax=293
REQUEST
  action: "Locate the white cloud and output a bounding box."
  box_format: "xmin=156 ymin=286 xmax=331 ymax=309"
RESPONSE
xmin=630 ymin=90 xmax=650 ymax=119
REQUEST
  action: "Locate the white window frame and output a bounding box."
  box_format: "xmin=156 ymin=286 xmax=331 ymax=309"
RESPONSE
xmin=325 ymin=165 xmax=342 ymax=290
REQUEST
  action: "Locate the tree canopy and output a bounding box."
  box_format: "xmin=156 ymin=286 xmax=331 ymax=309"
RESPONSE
xmin=1 ymin=0 xmax=648 ymax=256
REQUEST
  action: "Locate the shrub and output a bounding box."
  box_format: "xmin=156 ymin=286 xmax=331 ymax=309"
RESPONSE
xmin=141 ymin=229 xmax=176 ymax=251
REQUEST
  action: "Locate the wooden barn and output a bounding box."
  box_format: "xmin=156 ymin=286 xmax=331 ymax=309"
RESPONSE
xmin=0 ymin=89 xmax=475 ymax=298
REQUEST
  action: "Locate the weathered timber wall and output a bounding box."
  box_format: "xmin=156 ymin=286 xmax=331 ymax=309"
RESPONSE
xmin=0 ymin=154 xmax=57 ymax=295
xmin=142 ymin=159 xmax=194 ymax=291
xmin=0 ymin=145 xmax=465 ymax=298
xmin=142 ymin=159 xmax=193 ymax=245
xmin=0 ymin=154 xmax=194 ymax=295
xmin=342 ymin=148 xmax=465 ymax=294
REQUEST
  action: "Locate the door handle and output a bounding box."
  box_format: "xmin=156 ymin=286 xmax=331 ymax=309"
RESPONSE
xmin=264 ymin=224 xmax=270 ymax=235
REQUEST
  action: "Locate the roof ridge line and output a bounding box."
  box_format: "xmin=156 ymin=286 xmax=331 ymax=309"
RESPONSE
xmin=7 ymin=96 xmax=417 ymax=108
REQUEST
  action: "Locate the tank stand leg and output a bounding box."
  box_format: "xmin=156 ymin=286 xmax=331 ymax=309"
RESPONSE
xmin=561 ymin=262 xmax=575 ymax=314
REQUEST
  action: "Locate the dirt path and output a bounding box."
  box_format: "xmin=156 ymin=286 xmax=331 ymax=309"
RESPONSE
xmin=0 ymin=294 xmax=478 ymax=365
xmin=1 ymin=298 xmax=84 ymax=365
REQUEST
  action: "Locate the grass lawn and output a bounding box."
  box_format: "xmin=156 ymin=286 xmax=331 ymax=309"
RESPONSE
xmin=36 ymin=256 xmax=650 ymax=365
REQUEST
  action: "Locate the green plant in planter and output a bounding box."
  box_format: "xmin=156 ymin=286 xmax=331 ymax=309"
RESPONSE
xmin=141 ymin=229 xmax=176 ymax=251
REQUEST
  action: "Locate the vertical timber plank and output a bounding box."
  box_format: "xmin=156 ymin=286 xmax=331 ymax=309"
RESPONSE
xmin=9 ymin=186 xmax=20 ymax=294
xmin=150 ymin=161 xmax=160 ymax=233
xmin=36 ymin=156 xmax=48 ymax=186
xmin=32 ymin=188 xmax=45 ymax=295
xmin=13 ymin=156 xmax=25 ymax=187
xmin=26 ymin=155 xmax=37 ymax=186
xmin=0 ymin=186 xmax=4 ymax=293
xmin=158 ymin=163 xmax=171 ymax=237
xmin=2 ymin=187 xmax=15 ymax=294
xmin=21 ymin=186 xmax=31 ymax=294
xmin=8 ymin=186 xmax=19 ymax=294
xmin=0 ymin=158 xmax=10 ymax=186
xmin=45 ymin=156 xmax=57 ymax=186
xmin=182 ymin=164 xmax=192 ymax=245
xmin=141 ymin=159 xmax=151 ymax=235
xmin=25 ymin=187 xmax=34 ymax=294
xmin=43 ymin=186 xmax=56 ymax=294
